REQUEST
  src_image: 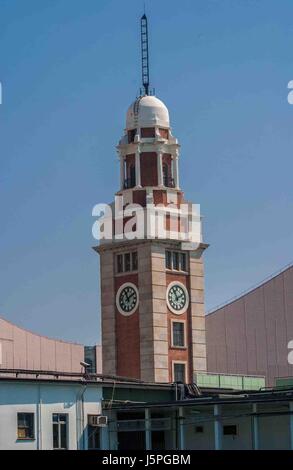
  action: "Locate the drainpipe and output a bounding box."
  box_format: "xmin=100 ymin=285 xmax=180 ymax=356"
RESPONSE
xmin=145 ymin=408 xmax=151 ymax=450
xmin=76 ymin=384 xmax=87 ymax=450
xmin=213 ymin=404 xmax=222 ymax=450
xmin=37 ymin=384 xmax=42 ymax=450
xmin=252 ymin=403 xmax=259 ymax=450
xmin=289 ymin=402 xmax=293 ymax=450
xmin=178 ymin=407 xmax=185 ymax=450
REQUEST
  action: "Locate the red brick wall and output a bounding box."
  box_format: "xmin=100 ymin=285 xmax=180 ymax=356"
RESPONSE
xmin=159 ymin=128 xmax=169 ymax=139
xmin=133 ymin=190 xmax=146 ymax=207
xmin=141 ymin=127 xmax=155 ymax=138
xmin=153 ymin=190 xmax=184 ymax=207
xmin=115 ymin=273 xmax=141 ymax=379
xmin=140 ymin=152 xmax=158 ymax=186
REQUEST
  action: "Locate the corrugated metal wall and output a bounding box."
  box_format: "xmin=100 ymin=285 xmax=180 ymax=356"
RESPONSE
xmin=206 ymin=265 xmax=293 ymax=386
xmin=0 ymin=317 xmax=102 ymax=374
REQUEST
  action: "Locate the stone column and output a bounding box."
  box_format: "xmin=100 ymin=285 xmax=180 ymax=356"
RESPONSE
xmin=135 ymin=147 xmax=141 ymax=187
xmin=157 ymin=150 xmax=163 ymax=187
xmin=100 ymin=250 xmax=116 ymax=376
xmin=120 ymin=154 xmax=125 ymax=190
xmin=173 ymin=149 xmax=180 ymax=189
xmin=190 ymin=250 xmax=207 ymax=379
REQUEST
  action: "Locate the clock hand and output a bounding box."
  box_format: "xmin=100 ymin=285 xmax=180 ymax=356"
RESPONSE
xmin=127 ymin=291 xmax=134 ymax=300
xmin=128 ymin=294 xmax=135 ymax=303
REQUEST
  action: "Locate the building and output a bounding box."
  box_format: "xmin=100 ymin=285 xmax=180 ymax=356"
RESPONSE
xmin=206 ymin=263 xmax=293 ymax=387
xmin=4 ymin=369 xmax=293 ymax=451
xmin=104 ymin=382 xmax=293 ymax=451
xmin=95 ymin=82 xmax=208 ymax=385
xmin=0 ymin=316 xmax=102 ymax=374
xmin=0 ymin=371 xmax=105 ymax=450
xmin=1 ymin=13 xmax=293 ymax=451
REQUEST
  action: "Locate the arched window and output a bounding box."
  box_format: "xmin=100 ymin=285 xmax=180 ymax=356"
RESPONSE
xmin=163 ymin=163 xmax=169 ymax=186
xmin=129 ymin=164 xmax=136 ymax=188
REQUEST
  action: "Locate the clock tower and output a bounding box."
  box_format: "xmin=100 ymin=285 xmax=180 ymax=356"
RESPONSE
xmin=94 ymin=15 xmax=208 ymax=383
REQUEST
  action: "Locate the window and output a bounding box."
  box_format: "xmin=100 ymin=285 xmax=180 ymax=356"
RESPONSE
xmin=195 ymin=426 xmax=204 ymax=433
xmin=165 ymin=250 xmax=187 ymax=272
xmin=163 ymin=163 xmax=169 ymax=181
xmin=132 ymin=251 xmax=138 ymax=271
xmin=87 ymin=417 xmax=101 ymax=450
xmin=84 ymin=346 xmax=97 ymax=374
xmin=116 ymin=252 xmax=138 ymax=274
xmin=17 ymin=413 xmax=34 ymax=440
xmin=173 ymin=362 xmax=186 ymax=383
xmin=180 ymin=252 xmax=187 ymax=272
xmin=166 ymin=251 xmax=172 ymax=270
xmin=117 ymin=254 xmax=123 ymax=273
xmin=129 ymin=164 xmax=136 ymax=188
xmin=124 ymin=253 xmax=131 ymax=272
xmin=223 ymin=425 xmax=238 ymax=436
xmin=173 ymin=252 xmax=179 ymax=270
xmin=53 ymin=414 xmax=68 ymax=450
xmin=172 ymin=321 xmax=185 ymax=348
xmin=128 ymin=129 xmax=137 ymax=143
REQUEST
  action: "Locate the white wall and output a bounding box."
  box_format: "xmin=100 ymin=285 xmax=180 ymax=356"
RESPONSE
xmin=183 ymin=405 xmax=291 ymax=450
xmin=222 ymin=417 xmax=252 ymax=450
xmin=259 ymin=414 xmax=290 ymax=450
xmin=0 ymin=380 xmax=103 ymax=450
xmin=184 ymin=420 xmax=215 ymax=450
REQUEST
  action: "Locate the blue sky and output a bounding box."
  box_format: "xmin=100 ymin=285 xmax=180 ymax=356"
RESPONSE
xmin=0 ymin=0 xmax=292 ymax=345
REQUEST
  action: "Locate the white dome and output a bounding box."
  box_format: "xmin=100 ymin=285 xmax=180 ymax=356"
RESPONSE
xmin=126 ymin=95 xmax=170 ymax=129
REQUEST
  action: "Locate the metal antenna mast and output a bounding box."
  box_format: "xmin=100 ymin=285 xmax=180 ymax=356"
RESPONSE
xmin=141 ymin=14 xmax=150 ymax=95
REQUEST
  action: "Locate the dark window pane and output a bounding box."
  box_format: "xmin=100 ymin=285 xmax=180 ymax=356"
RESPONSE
xmin=84 ymin=346 xmax=96 ymax=374
xmin=128 ymin=129 xmax=137 ymax=143
xmin=166 ymin=251 xmax=172 ymax=269
xmin=180 ymin=253 xmax=187 ymax=271
xmin=195 ymin=426 xmax=204 ymax=433
xmin=60 ymin=422 xmax=67 ymax=449
xmin=88 ymin=423 xmax=100 ymax=450
xmin=124 ymin=253 xmax=131 ymax=272
xmin=173 ymin=322 xmax=185 ymax=347
xmin=53 ymin=423 xmax=59 ymax=448
xmin=174 ymin=363 xmax=186 ymax=383
xmin=163 ymin=163 xmax=169 ymax=183
xmin=117 ymin=254 xmax=123 ymax=273
xmin=223 ymin=425 xmax=237 ymax=436
xmin=173 ymin=252 xmax=179 ymax=270
xmin=129 ymin=165 xmax=136 ymax=188
xmin=132 ymin=252 xmax=138 ymax=271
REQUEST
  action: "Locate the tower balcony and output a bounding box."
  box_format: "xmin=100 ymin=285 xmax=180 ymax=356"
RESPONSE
xmin=124 ymin=177 xmax=136 ymax=189
xmin=163 ymin=176 xmax=175 ymax=188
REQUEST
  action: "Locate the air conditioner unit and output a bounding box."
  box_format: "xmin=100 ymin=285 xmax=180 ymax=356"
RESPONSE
xmin=88 ymin=415 xmax=108 ymax=427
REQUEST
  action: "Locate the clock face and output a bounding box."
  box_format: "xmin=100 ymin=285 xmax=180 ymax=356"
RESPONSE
xmin=167 ymin=282 xmax=189 ymax=314
xmin=116 ymin=283 xmax=139 ymax=316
